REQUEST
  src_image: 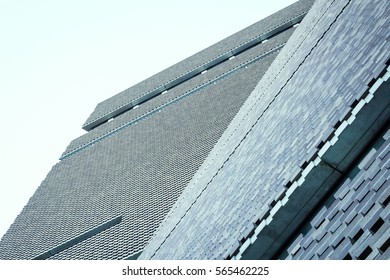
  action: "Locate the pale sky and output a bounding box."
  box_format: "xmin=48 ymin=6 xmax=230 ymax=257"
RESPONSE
xmin=0 ymin=0 xmax=297 ymax=240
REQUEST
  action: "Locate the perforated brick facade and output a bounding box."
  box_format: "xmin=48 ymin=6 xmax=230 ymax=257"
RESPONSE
xmin=1 ymin=0 xmax=389 ymax=260
xmin=139 ymin=0 xmax=390 ymax=260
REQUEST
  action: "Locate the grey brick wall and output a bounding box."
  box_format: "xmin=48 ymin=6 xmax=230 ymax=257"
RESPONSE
xmin=62 ymin=28 xmax=295 ymax=159
xmin=0 ymin=2 xmax=302 ymax=258
xmin=286 ymin=130 xmax=390 ymax=260
xmin=1 ymin=0 xmax=388 ymax=260
xmin=140 ymin=0 xmax=389 ymax=259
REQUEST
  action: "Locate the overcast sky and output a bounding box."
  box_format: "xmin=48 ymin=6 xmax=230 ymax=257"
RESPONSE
xmin=0 ymin=0 xmax=297 ymax=240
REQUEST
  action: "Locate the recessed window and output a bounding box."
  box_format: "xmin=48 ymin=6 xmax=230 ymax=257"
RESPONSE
xmin=343 ymin=253 xmax=352 ymax=260
xmin=33 ymin=216 xmax=122 ymax=260
xmin=370 ymin=217 xmax=384 ymax=234
xmin=357 ymin=246 xmax=372 ymax=260
xmin=379 ymin=236 xmax=390 ymax=253
xmin=351 ymin=229 xmax=364 ymax=244
xmin=382 ymin=194 xmax=390 ymax=208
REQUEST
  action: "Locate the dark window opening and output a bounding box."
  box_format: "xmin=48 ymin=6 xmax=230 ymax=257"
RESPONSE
xmin=382 ymin=194 xmax=390 ymax=208
xmin=350 ymin=99 xmax=359 ymax=109
xmin=367 ymin=78 xmax=377 ymax=88
xmin=379 ymin=236 xmax=390 ymax=253
xmin=351 ymin=229 xmax=364 ymax=244
xmin=343 ymin=253 xmax=352 ymax=260
xmin=370 ymin=217 xmax=384 ymax=234
xmin=357 ymin=246 xmax=372 ymax=260
xmin=33 ymin=215 xmax=122 ymax=260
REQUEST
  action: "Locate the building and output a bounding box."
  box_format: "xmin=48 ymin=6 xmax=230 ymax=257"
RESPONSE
xmin=0 ymin=0 xmax=389 ymax=260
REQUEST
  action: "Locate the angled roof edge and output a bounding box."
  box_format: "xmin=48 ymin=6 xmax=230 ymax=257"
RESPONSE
xmin=61 ymin=28 xmax=294 ymax=160
xmin=82 ymin=0 xmax=315 ymax=131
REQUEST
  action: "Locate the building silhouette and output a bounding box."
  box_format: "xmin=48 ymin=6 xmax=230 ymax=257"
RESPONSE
xmin=0 ymin=0 xmax=389 ymax=260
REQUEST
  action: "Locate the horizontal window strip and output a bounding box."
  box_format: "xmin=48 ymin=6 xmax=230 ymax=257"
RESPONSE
xmin=83 ymin=14 xmax=306 ymax=131
xmin=60 ymin=44 xmax=284 ymax=160
xmin=32 ymin=216 xmax=122 ymax=260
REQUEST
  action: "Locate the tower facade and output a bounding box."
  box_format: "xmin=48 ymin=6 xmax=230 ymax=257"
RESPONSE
xmin=0 ymin=0 xmax=389 ymax=260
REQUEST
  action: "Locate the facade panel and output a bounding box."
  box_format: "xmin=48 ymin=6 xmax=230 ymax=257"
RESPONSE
xmin=0 ymin=23 xmax=292 ymax=259
xmin=286 ymin=130 xmax=390 ymax=260
xmin=0 ymin=0 xmax=388 ymax=260
xmin=82 ymin=0 xmax=315 ymax=131
xmin=140 ymin=0 xmax=390 ymax=259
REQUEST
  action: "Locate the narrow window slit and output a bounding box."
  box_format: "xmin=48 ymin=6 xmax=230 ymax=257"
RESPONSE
xmin=32 ymin=216 xmax=122 ymax=260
